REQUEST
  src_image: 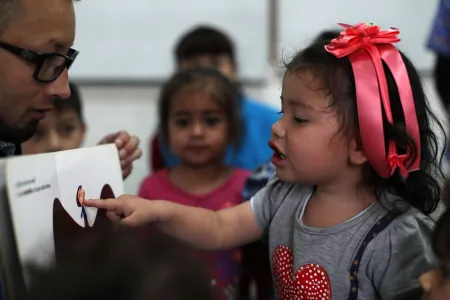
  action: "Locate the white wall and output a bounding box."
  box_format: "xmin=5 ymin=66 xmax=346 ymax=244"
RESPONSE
xmin=78 ymin=75 xmax=447 ymax=194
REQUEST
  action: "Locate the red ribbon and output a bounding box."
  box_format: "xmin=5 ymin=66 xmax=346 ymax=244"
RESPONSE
xmin=325 ymin=23 xmax=420 ymax=178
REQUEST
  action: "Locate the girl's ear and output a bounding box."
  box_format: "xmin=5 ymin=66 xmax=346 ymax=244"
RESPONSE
xmin=348 ymin=137 xmax=368 ymax=165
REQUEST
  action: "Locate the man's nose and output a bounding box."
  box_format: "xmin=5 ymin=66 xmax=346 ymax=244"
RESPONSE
xmin=45 ymin=69 xmax=71 ymax=100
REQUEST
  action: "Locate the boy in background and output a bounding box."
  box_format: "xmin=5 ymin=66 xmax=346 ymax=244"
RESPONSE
xmin=22 ymin=82 xmax=85 ymax=155
xmin=22 ymin=82 xmax=141 ymax=180
xmin=150 ymin=25 xmax=279 ymax=173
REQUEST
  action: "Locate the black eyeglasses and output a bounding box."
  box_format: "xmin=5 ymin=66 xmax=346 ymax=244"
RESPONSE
xmin=0 ymin=41 xmax=79 ymax=83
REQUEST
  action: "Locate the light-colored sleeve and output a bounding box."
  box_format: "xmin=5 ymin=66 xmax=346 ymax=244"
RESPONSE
xmin=366 ymin=210 xmax=436 ymax=299
xmin=250 ymin=174 xmax=295 ymax=231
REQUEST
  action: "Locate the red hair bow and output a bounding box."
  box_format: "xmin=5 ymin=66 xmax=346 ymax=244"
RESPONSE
xmin=325 ymin=23 xmax=420 ymax=179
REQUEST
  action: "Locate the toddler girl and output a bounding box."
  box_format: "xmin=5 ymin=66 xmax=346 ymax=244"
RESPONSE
xmin=87 ymin=23 xmax=445 ymax=299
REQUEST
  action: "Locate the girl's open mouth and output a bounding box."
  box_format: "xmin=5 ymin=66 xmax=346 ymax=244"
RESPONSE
xmin=268 ymin=141 xmax=287 ymax=160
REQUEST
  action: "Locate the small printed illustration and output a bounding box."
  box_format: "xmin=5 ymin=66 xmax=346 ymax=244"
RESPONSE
xmin=76 ymin=185 xmax=88 ymax=226
xmin=53 ymin=184 xmax=115 ymax=263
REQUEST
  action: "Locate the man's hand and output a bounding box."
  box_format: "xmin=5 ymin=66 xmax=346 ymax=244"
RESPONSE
xmin=98 ymin=131 xmax=142 ymax=179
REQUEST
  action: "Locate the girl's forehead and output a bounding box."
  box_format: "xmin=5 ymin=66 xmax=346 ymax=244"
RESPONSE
xmin=171 ymin=91 xmax=222 ymax=112
xmin=282 ymin=71 xmax=329 ymax=104
xmin=283 ymin=71 xmax=327 ymax=91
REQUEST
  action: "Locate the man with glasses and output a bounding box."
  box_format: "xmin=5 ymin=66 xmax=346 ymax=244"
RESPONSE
xmin=0 ymin=0 xmax=142 ymax=179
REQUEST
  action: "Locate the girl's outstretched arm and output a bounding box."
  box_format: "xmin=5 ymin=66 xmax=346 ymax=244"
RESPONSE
xmin=84 ymin=195 xmax=263 ymax=250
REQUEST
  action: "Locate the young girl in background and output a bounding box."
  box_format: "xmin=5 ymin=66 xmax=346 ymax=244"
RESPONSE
xmin=88 ymin=23 xmax=445 ymax=299
xmin=138 ymin=68 xmax=250 ymax=300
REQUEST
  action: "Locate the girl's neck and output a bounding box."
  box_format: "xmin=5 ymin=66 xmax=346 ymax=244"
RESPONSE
xmin=303 ymin=180 xmax=376 ymax=228
xmin=168 ymin=163 xmax=233 ymax=196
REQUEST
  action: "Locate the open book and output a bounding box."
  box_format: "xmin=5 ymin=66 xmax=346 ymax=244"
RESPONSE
xmin=0 ymin=144 xmax=124 ymax=300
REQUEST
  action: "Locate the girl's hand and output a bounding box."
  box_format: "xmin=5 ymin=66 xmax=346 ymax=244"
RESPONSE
xmin=84 ymin=195 xmax=157 ymax=226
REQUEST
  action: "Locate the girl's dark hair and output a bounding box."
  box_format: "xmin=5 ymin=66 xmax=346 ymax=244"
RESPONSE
xmin=284 ymin=41 xmax=446 ymax=215
xmin=158 ymin=67 xmax=242 ymax=148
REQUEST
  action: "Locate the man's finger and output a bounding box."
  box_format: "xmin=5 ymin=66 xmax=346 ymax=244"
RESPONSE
xmin=114 ymin=131 xmax=130 ymax=149
xmin=98 ymin=132 xmax=119 ymax=145
xmin=119 ymin=135 xmax=140 ymax=153
xmin=123 ymin=148 xmax=143 ymax=164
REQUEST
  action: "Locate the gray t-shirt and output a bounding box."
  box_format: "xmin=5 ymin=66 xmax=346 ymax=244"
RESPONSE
xmin=251 ymin=176 xmax=436 ymax=300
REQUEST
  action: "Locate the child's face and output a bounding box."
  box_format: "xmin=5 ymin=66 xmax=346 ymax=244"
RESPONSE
xmin=179 ymin=54 xmax=236 ymax=82
xmin=22 ymin=109 xmax=85 ymax=155
xmin=420 ymin=268 xmax=450 ymax=299
xmin=270 ymin=71 xmax=366 ymax=184
xmin=168 ymin=89 xmax=230 ymax=167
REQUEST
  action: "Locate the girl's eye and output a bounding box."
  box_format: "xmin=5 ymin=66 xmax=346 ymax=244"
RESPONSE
xmin=175 ymin=119 xmax=189 ymax=127
xmin=294 ymin=117 xmax=308 ymax=124
xmin=205 ymin=117 xmax=220 ymax=126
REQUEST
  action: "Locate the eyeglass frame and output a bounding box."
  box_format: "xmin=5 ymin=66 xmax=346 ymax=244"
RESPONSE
xmin=0 ymin=41 xmax=79 ymax=83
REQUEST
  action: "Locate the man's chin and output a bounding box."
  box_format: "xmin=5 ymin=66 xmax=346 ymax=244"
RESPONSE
xmin=0 ymin=120 xmax=39 ymax=144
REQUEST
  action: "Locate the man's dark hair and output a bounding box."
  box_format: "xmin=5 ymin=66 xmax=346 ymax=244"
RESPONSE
xmin=174 ymin=25 xmax=235 ymax=65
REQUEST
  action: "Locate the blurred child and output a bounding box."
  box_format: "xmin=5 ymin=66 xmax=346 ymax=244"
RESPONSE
xmin=88 ymin=23 xmax=445 ymax=299
xmin=150 ymin=25 xmax=279 ymax=172
xmin=21 ymin=82 xmax=140 ymax=180
xmin=139 ymin=68 xmax=250 ymax=300
xmin=26 ymin=227 xmax=214 ymax=300
xmin=22 ymin=82 xmax=85 ymax=154
xmin=419 ymin=179 xmax=450 ymax=300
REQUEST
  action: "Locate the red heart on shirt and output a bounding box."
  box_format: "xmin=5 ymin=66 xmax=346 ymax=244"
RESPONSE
xmin=272 ymin=245 xmax=332 ymax=300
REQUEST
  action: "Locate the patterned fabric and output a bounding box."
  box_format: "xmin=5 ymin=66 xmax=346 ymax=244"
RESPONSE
xmin=0 ymin=140 xmax=16 ymax=157
xmin=252 ymin=177 xmax=435 ymax=299
xmin=428 ymin=0 xmax=450 ymax=56
xmin=0 ymin=140 xmax=20 ymax=300
xmin=241 ymin=161 xmax=275 ymax=201
xmin=347 ymin=210 xmax=401 ymax=300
